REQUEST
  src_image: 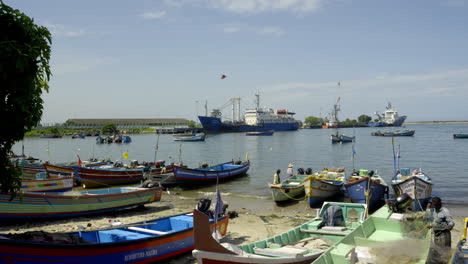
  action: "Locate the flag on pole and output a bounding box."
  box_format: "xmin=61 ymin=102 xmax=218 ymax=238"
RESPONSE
xmin=214 ymin=185 xmax=224 ymax=223
xmin=77 ymin=155 xmax=82 ymax=167
xmin=245 ymin=152 xmax=249 ymax=161
xmin=352 ymin=145 xmax=357 ymax=157
xmin=397 ymin=144 xmax=401 ymax=159
xmin=123 ymin=152 xmax=129 ymax=160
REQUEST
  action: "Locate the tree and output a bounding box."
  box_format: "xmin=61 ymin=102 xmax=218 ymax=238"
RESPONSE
xmin=188 ymin=120 xmax=196 ymax=128
xmin=0 ymin=2 xmax=52 ymax=195
xmin=304 ymin=116 xmax=324 ymax=127
xmin=358 ymin=115 xmax=372 ymax=125
xmin=101 ymin=123 xmax=117 ymax=135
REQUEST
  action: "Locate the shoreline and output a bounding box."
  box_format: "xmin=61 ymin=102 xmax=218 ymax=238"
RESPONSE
xmin=0 ymin=192 xmax=465 ymax=263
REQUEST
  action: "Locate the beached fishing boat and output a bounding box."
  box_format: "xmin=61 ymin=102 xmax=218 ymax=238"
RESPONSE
xmin=21 ymin=172 xmax=74 ymax=192
xmin=391 ymin=168 xmax=433 ymax=211
xmin=371 ymin=129 xmax=415 ymax=137
xmin=173 ymin=160 xmax=250 ymax=185
xmin=192 ymin=202 xmax=367 ymax=264
xmin=344 ymin=169 xmax=388 ymax=214
xmin=304 ymin=169 xmax=346 ymax=208
xmin=449 ymin=217 xmax=468 ymax=263
xmin=0 ymin=186 xmax=162 ymax=221
xmin=246 ymin=131 xmax=274 ymax=136
xmin=312 ymin=205 xmax=432 ymax=264
xmin=269 ymin=173 xmax=309 ymax=202
xmin=454 ymin=133 xmax=468 ymax=139
xmin=173 ymin=132 xmax=206 ymax=141
xmin=72 ymin=166 xmax=145 ymax=188
xmin=0 ymin=211 xmax=229 ymax=263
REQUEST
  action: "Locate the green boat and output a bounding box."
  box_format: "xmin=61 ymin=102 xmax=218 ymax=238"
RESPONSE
xmin=454 ymin=133 xmax=468 ymax=139
xmin=193 ymin=202 xmax=367 ymax=264
xmin=312 ymin=205 xmax=432 ymax=264
xmin=268 ymin=174 xmax=309 ymax=202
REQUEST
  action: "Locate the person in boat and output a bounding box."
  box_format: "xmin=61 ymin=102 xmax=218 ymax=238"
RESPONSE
xmin=427 ymin=197 xmax=454 ymax=264
xmin=286 ymin=163 xmax=294 ymax=178
xmin=273 ymin=169 xmax=281 ymax=184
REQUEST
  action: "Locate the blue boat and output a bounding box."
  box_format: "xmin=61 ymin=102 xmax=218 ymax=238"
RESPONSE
xmin=123 ymin=136 xmax=132 ymax=143
xmin=344 ymin=169 xmax=388 ymax=213
xmin=331 ymin=133 xmax=354 ymax=143
xmin=245 ymin=131 xmax=274 ymax=136
xmin=173 ymin=161 xmax=250 ymax=185
xmin=198 ymin=93 xmax=299 ymax=133
xmin=0 ymin=211 xmax=230 ymax=263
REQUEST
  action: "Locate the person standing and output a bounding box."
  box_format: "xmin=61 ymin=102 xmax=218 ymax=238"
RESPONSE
xmin=287 ymin=164 xmax=294 ymax=178
xmin=427 ymin=197 xmax=455 ymax=264
xmin=273 ymin=169 xmax=281 ymax=184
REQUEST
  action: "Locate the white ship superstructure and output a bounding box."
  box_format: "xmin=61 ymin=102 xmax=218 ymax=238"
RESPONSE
xmin=244 ymin=93 xmax=296 ymax=125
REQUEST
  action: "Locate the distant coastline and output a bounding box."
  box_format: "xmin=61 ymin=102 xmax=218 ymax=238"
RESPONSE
xmin=405 ymin=121 xmax=468 ymax=124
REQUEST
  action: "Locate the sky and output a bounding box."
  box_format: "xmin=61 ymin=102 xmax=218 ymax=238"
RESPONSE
xmin=7 ymin=0 xmax=468 ymax=123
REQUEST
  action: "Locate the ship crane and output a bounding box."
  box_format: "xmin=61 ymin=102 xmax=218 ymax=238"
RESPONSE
xmin=210 ymin=97 xmax=242 ymax=122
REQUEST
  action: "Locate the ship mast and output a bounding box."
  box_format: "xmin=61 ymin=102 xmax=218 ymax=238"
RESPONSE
xmin=255 ymin=92 xmax=260 ymax=110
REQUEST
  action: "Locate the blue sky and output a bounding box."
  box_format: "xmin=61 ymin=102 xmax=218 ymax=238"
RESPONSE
xmin=7 ymin=0 xmax=468 ymax=123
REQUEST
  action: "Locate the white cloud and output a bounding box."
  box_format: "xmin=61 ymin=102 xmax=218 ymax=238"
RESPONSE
xmin=43 ymin=23 xmax=86 ymax=38
xmin=223 ymin=25 xmax=241 ymax=33
xmin=258 ymin=26 xmax=284 ymax=36
xmin=164 ymin=0 xmax=322 ymax=14
xmin=141 ymin=11 xmax=167 ymax=19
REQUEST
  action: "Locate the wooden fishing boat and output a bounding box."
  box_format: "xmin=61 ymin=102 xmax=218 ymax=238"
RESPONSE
xmin=391 ymin=168 xmax=432 ymax=211
xmin=331 ymin=133 xmax=354 ymax=143
xmin=454 ymin=133 xmax=468 ymax=139
xmin=304 ymin=169 xmax=346 ymax=208
xmin=173 ymin=160 xmax=250 ymax=185
xmin=0 ymin=186 xmax=162 ymax=222
xmin=21 ymin=172 xmax=74 ymax=192
xmin=0 ymin=211 xmax=229 ymax=263
xmin=312 ymin=205 xmax=432 ymax=264
xmin=72 ymin=166 xmax=145 ymax=188
xmin=344 ymin=169 xmax=388 ymax=214
xmin=268 ymin=174 xmax=308 ymax=202
xmin=192 ymin=202 xmax=367 ymax=264
xmin=173 ymin=132 xmax=206 ymax=142
xmin=449 ymin=217 xmax=468 ymax=263
xmin=246 ymin=131 xmax=274 ymax=136
xmin=371 ymin=129 xmax=415 ymax=137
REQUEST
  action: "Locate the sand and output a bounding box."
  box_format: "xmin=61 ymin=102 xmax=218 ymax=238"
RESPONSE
xmin=0 ymin=191 xmax=465 ymax=264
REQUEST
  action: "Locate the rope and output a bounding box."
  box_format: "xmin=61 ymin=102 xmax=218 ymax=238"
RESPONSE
xmin=276 ymin=185 xmax=307 ymax=201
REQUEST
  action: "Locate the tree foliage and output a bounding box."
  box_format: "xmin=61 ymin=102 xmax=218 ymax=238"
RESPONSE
xmin=188 ymin=120 xmax=196 ymax=128
xmin=358 ymin=115 xmax=372 ymax=124
xmin=0 ymin=2 xmax=52 ymax=194
xmin=101 ymin=123 xmax=118 ymax=135
xmin=304 ymin=116 xmax=324 ymax=126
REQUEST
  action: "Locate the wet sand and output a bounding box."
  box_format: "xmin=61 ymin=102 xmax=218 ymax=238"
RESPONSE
xmin=0 ymin=191 xmax=465 ymax=264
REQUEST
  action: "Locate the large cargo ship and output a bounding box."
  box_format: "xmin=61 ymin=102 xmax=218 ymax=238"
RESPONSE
xmin=367 ymin=102 xmax=406 ymax=127
xmin=198 ymin=93 xmax=299 ymax=133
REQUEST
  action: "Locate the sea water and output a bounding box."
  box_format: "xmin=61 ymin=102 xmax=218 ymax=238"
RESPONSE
xmin=13 ymin=123 xmax=468 ymax=215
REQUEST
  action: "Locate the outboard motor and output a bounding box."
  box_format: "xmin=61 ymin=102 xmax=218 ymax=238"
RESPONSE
xmin=197 ymin=198 xmax=212 ymax=217
xmin=305 ymin=168 xmax=313 ymax=175
xmin=389 ymin=193 xmax=413 ymax=213
xmin=297 ymin=168 xmax=305 ymax=175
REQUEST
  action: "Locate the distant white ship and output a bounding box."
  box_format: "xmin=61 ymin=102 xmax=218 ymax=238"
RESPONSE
xmin=367 ymin=102 xmax=406 ymax=127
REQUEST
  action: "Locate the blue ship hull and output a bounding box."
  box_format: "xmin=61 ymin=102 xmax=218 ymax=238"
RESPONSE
xmin=367 ymin=116 xmax=407 ymax=127
xmin=198 ymin=116 xmax=299 ymax=133
xmin=345 ymin=178 xmax=388 ymax=213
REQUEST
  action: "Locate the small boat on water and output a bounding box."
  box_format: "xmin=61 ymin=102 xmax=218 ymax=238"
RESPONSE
xmin=0 ymin=185 xmax=162 ymax=222
xmin=331 ymin=133 xmax=354 ymax=143
xmin=371 ymin=129 xmax=415 ymax=137
xmin=269 ymin=172 xmax=309 ymax=202
xmin=123 ymin=135 xmax=132 ymax=143
xmin=192 ymin=202 xmax=368 ymax=264
xmin=454 ymin=133 xmax=468 ymax=139
xmin=246 ymin=131 xmax=274 ymax=136
xmin=344 ymin=169 xmax=388 ymax=214
xmin=449 ymin=217 xmax=468 ymax=263
xmin=304 ymin=168 xmax=346 ymax=208
xmin=173 ymin=160 xmax=250 ymax=185
xmin=0 ymin=210 xmax=229 ymax=263
xmin=312 ymin=205 xmax=432 ymax=264
xmin=173 ymin=132 xmax=206 ymax=142
xmin=391 ymin=167 xmax=433 ymax=211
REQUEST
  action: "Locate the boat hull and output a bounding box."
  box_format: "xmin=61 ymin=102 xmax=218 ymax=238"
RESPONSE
xmin=344 ymin=177 xmax=387 ymax=213
xmin=0 ymin=187 xmax=162 ymax=221
xmin=0 ymin=212 xmax=229 ymax=264
xmin=199 ymin=116 xmax=299 ymax=133
xmin=173 ymin=161 xmax=250 ymax=185
xmin=269 ymin=183 xmax=305 ymax=202
xmin=391 ymin=176 xmax=432 ymax=211
xmin=367 ymin=116 xmax=406 ymax=127
xmin=246 ymin=131 xmax=274 ymax=136
xmin=21 ymin=176 xmax=74 ymax=192
xmin=454 ymin=133 xmax=468 ymax=138
xmin=305 ymin=178 xmax=343 ymax=208
xmin=73 ymin=166 xmax=145 ymax=188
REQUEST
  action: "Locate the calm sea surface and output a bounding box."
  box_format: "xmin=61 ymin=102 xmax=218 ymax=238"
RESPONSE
xmin=13 ymin=124 xmax=468 ymax=212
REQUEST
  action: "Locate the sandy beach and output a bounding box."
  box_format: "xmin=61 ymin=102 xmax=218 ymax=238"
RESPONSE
xmin=0 ymin=191 xmax=465 ymax=264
